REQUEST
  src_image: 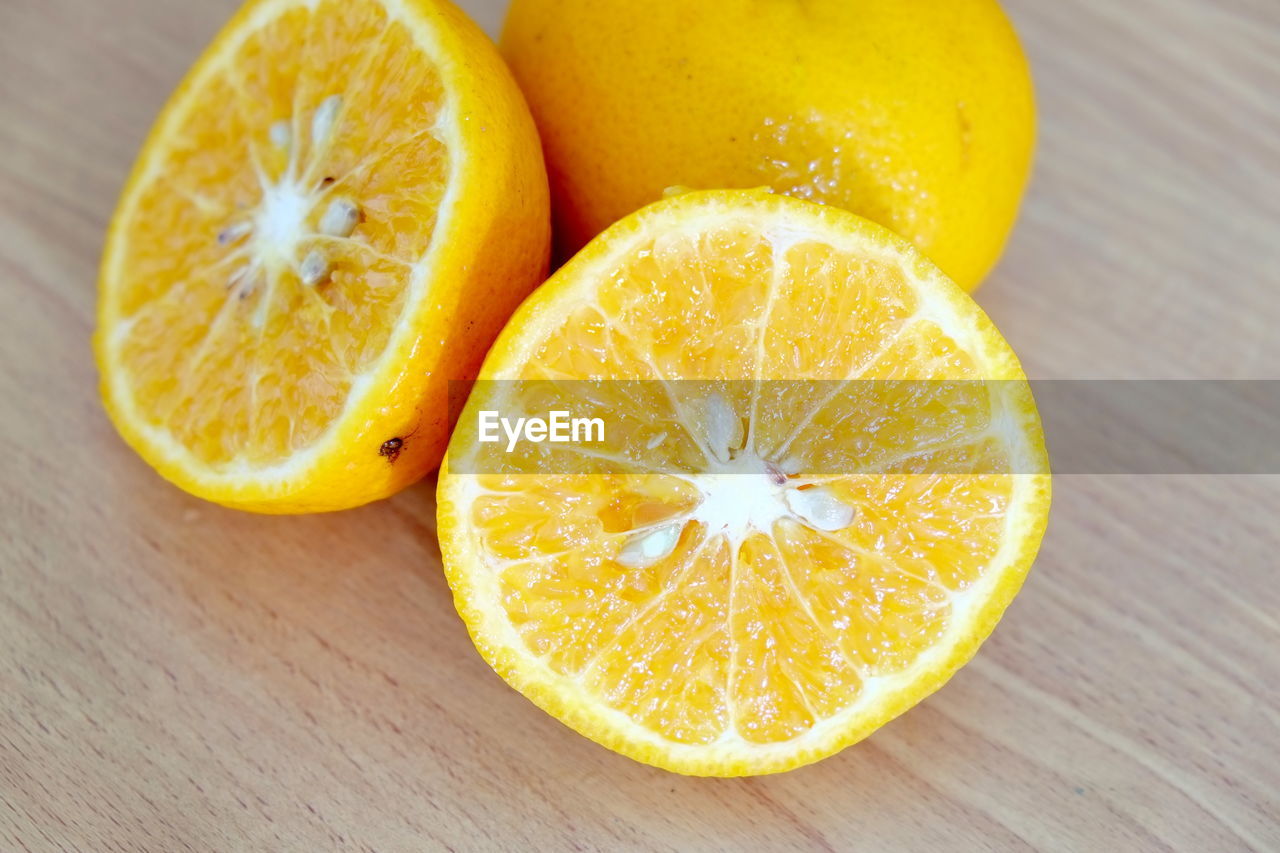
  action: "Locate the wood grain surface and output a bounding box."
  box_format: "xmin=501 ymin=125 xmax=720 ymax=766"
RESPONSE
xmin=2 ymin=0 xmax=1278 ymax=849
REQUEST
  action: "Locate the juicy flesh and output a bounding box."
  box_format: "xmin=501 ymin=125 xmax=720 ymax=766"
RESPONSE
xmin=469 ymin=223 xmax=1017 ymax=746
xmin=110 ymin=0 xmax=449 ymax=468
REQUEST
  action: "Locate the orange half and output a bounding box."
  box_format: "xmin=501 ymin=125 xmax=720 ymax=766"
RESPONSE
xmin=96 ymin=0 xmax=549 ymax=511
xmin=438 ymin=190 xmax=1049 ymax=775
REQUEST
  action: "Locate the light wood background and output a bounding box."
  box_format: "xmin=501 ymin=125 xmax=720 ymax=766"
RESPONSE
xmin=2 ymin=0 xmax=1278 ymax=849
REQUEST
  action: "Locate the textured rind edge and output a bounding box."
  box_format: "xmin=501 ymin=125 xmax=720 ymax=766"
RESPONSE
xmin=94 ymin=0 xmax=550 ymax=512
xmin=438 ymin=188 xmax=1051 ymax=776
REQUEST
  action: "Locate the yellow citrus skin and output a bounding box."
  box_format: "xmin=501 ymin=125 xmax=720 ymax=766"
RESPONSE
xmin=438 ymin=190 xmax=1051 ymax=775
xmin=96 ymin=0 xmax=550 ymax=512
xmin=502 ymin=0 xmax=1035 ymax=290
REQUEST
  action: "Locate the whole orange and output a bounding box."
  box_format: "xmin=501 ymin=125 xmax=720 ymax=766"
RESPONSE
xmin=502 ymin=0 xmax=1034 ymax=290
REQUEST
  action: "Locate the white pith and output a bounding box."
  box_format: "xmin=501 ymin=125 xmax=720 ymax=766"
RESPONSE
xmin=688 ymin=453 xmax=794 ymax=549
xmin=255 ymin=179 xmax=311 ymax=267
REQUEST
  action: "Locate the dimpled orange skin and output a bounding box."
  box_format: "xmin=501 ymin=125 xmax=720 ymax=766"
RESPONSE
xmin=501 ymin=0 xmax=1035 ymax=291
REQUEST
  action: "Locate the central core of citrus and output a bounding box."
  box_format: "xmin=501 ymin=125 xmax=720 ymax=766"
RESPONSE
xmin=689 ymin=452 xmax=789 ymax=545
xmin=608 ymin=444 xmax=858 ymax=570
xmin=256 ymin=179 xmax=312 ymax=266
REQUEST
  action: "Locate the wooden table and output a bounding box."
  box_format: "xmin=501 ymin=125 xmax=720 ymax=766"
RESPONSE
xmin=2 ymin=0 xmax=1277 ymax=849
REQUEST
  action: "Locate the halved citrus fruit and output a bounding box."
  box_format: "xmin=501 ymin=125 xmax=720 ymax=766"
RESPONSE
xmin=438 ymin=189 xmax=1049 ymax=775
xmin=96 ymin=0 xmax=549 ymax=512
